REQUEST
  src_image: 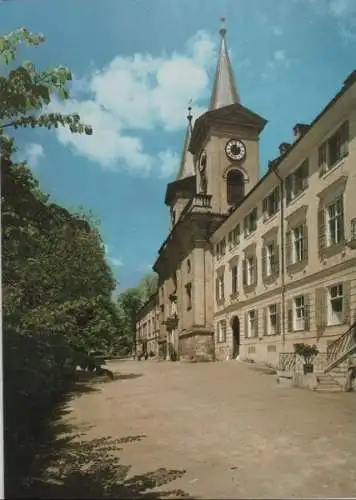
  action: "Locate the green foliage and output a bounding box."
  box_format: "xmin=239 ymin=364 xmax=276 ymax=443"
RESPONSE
xmin=0 ymin=27 xmax=92 ymax=134
xmin=294 ymin=343 xmax=319 ymax=362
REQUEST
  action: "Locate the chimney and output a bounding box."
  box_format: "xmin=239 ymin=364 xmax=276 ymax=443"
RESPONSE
xmin=293 ymin=123 xmax=310 ymax=141
xmin=279 ymin=142 xmax=291 ymax=156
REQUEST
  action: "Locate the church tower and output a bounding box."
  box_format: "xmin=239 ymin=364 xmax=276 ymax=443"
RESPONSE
xmin=189 ymin=18 xmax=267 ymax=215
xmin=164 ymin=106 xmax=196 ymax=228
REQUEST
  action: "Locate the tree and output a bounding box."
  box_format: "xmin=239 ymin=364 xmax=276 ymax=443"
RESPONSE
xmin=137 ymin=272 xmax=158 ymax=303
xmin=117 ymin=288 xmax=144 ymax=354
xmin=0 ymin=28 xmax=92 ymax=136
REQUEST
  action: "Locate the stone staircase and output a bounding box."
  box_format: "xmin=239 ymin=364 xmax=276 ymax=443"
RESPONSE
xmin=314 ymin=373 xmax=343 ymax=392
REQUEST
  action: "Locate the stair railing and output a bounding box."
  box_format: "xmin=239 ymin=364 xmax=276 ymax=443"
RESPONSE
xmin=324 ymin=321 xmax=356 ymax=373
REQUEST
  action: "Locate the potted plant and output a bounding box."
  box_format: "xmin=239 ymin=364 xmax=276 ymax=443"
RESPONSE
xmin=294 ymin=343 xmax=319 ymax=374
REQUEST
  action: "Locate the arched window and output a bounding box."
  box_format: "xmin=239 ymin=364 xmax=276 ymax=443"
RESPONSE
xmin=226 ymin=169 xmax=245 ymax=206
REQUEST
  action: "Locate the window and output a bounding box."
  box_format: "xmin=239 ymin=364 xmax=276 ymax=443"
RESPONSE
xmin=247 ymin=257 xmax=255 ymax=286
xmin=326 ymin=197 xmax=344 ymax=246
xmin=352 ymin=219 xmax=356 ymax=241
xmin=217 ymin=319 xmax=227 ymax=342
xmin=228 ymin=224 xmax=240 ymax=249
xmin=216 ymin=237 xmax=226 ymax=260
xmin=287 ymin=224 xmax=307 ymax=265
xmin=285 ymin=160 xmax=309 ymax=203
xmin=227 ymin=169 xmax=245 ymax=206
xmin=292 ymin=225 xmax=304 ymax=263
xmin=244 ymin=208 xmax=257 ymax=237
xmin=263 ymin=187 xmax=280 ymax=220
xmin=187 ymin=259 xmax=191 ymax=273
xmin=328 ymin=284 xmax=343 ymax=326
xmin=294 ymin=296 xmax=305 ymax=331
xmin=231 ymin=265 xmax=238 ymax=295
xmin=248 ymin=310 xmax=257 ymax=338
xmin=264 ymin=242 xmax=277 ymax=277
xmin=185 ymin=283 xmax=192 ymax=310
xmin=216 ymin=274 xmax=225 ymax=302
xmin=319 ymin=121 xmax=349 ymax=175
xmin=268 ymin=304 xmax=278 ymax=335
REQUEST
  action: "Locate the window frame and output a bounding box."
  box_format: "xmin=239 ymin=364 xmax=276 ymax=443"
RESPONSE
xmin=328 ymin=283 xmax=344 ymax=326
xmin=293 ymin=295 xmax=305 ymax=332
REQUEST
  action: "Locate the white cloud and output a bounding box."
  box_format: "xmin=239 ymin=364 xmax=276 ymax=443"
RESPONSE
xmin=103 ymin=244 xmax=123 ymax=267
xmin=52 ymin=30 xmax=217 ymax=178
xmin=265 ymin=50 xmax=291 ymax=74
xmin=23 ymin=142 xmax=44 ymax=167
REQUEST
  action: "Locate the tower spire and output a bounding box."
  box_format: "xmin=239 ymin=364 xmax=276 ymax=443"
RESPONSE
xmin=209 ymin=17 xmax=240 ymax=110
xmin=176 ymin=103 xmax=195 ymax=180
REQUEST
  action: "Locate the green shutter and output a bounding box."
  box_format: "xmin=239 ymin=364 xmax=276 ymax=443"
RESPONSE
xmin=286 ymin=230 xmax=292 ymax=266
xmin=244 ymin=312 xmax=248 ymax=338
xmin=302 ymin=224 xmax=308 ymax=263
xmin=302 ymin=160 xmax=309 ymax=189
xmin=287 ymin=298 xmax=293 ymax=332
xmin=262 ymin=246 xmax=266 ymax=279
xmin=315 ymin=287 xmax=327 ymax=337
xmin=343 ymin=281 xmax=350 ymax=324
xmin=242 ymin=259 xmax=247 ymax=285
xmin=263 ymin=307 xmax=267 ymax=336
xmin=285 ymin=175 xmax=292 ymax=203
xmin=254 ymin=255 xmax=258 ymax=285
xmin=318 ymin=207 xmax=326 ymax=254
xmin=274 ymin=243 xmax=280 ymax=276
xmin=318 ymin=142 xmax=327 ymax=177
xmin=340 ymin=196 xmax=345 ymax=241
xmin=304 ymin=294 xmax=310 ymax=331
xmin=340 ymin=121 xmax=349 ymax=157
xmin=262 ymin=197 xmax=268 ymax=220
xmin=276 ymin=302 xmax=281 ymax=334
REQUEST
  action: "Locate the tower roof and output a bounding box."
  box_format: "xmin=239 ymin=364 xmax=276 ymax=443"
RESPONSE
xmin=209 ymin=18 xmax=240 ymax=110
xmin=176 ymin=106 xmax=195 ymax=180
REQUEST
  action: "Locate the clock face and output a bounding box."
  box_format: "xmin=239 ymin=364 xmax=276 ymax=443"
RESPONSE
xmin=225 ymin=139 xmax=246 ymax=161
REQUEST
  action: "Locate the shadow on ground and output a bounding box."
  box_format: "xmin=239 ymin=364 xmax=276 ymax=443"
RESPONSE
xmin=7 ymin=376 xmax=192 ymax=500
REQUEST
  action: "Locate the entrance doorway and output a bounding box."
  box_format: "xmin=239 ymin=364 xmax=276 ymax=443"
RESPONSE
xmin=231 ymin=316 xmax=240 ymax=358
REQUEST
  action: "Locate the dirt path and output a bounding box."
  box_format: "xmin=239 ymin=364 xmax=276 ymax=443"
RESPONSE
xmin=61 ymin=359 xmax=356 ymax=498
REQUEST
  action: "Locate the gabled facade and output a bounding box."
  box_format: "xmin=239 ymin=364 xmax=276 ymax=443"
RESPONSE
xmin=137 ymin=19 xmax=356 ymax=367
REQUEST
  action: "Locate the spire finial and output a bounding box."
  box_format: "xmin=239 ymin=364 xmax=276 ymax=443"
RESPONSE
xmin=219 ymin=17 xmax=226 ymax=37
xmin=187 ymin=98 xmax=193 ymax=124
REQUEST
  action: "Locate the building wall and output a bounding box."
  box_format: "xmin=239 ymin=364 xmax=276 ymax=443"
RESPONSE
xmin=135 ymin=293 xmax=160 ymax=356
xmin=212 ymin=82 xmax=356 ymax=365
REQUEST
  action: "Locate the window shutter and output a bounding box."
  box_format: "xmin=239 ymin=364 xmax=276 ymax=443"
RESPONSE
xmin=343 ymin=281 xmax=350 ymax=324
xmin=244 ymin=312 xmax=248 ymax=338
xmin=302 ymin=160 xmax=309 ymax=189
xmin=244 ymin=217 xmax=248 ymax=236
xmin=215 ymin=277 xmax=219 ymax=302
xmin=242 ymin=259 xmax=247 ymax=285
xmin=304 ymin=294 xmax=310 ymax=331
xmin=315 ymin=287 xmax=327 ymax=337
xmin=287 ymin=298 xmax=293 ymax=332
xmin=274 ymin=243 xmax=280 ymax=276
xmin=340 ymin=121 xmax=349 ymax=157
xmin=253 ymin=255 xmax=258 ymax=285
xmin=318 ymin=142 xmax=327 ymax=177
xmin=302 ymin=224 xmax=309 ymax=263
xmin=228 ymin=231 xmax=232 ymax=248
xmin=340 ymin=196 xmax=345 ymax=241
xmin=286 ymin=230 xmax=292 ymax=266
xmin=262 ymin=197 xmax=268 ymax=221
xmin=255 ymin=310 xmax=259 ymax=338
xmin=275 ymin=186 xmax=281 ymax=209
xmin=221 ymin=276 xmax=225 ymax=300
xmin=285 ymin=175 xmax=292 ymax=204
xmin=262 ymin=246 xmax=267 ymax=279
xmin=276 ymin=302 xmax=281 ymax=334
xmin=236 ymin=224 xmax=240 ymax=244
xmin=263 ymin=307 xmax=267 ymax=336
xmin=318 ymin=207 xmax=326 ymax=254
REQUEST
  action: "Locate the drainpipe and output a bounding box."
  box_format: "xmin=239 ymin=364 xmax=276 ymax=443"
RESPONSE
xmin=270 ymin=164 xmax=286 ymax=351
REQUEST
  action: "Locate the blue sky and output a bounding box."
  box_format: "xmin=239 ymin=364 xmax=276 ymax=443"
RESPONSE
xmin=1 ymin=0 xmax=355 ymax=292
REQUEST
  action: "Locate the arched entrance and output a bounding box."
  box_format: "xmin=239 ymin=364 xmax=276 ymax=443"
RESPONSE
xmin=231 ymin=316 xmax=240 ymax=358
